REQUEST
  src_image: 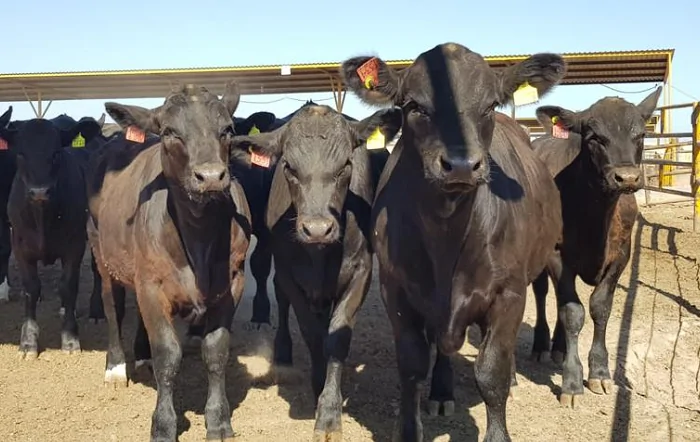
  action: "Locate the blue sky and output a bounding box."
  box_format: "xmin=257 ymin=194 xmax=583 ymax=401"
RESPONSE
xmin=1 ymin=0 xmax=698 ymax=131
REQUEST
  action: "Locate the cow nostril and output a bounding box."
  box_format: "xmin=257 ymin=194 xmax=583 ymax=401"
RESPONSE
xmin=324 ymin=223 xmax=333 ymax=236
xmin=302 ymin=224 xmax=312 ymax=237
xmin=194 ymin=172 xmax=205 ymax=182
xmin=471 ymin=160 xmax=482 ymax=172
xmin=440 ymin=156 xmax=453 ymax=172
xmin=614 ymin=174 xmax=624 ymax=184
xmin=218 ymin=170 xmax=226 ymax=181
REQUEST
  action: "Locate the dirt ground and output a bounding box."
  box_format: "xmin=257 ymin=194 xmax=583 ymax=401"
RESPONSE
xmin=0 ymin=202 xmax=698 ymax=442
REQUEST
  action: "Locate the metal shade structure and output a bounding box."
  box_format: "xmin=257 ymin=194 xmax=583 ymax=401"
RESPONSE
xmin=0 ymin=48 xmax=674 ymax=117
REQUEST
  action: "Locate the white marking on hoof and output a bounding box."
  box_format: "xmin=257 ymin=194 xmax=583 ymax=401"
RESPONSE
xmin=135 ymin=359 xmax=152 ymax=370
xmin=0 ymin=279 xmax=9 ymax=303
xmin=104 ymin=363 xmax=128 ymax=387
xmin=59 ymin=307 xmax=66 ymax=318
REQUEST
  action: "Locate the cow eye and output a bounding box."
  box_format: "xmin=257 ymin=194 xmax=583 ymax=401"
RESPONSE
xmin=483 ymin=101 xmax=498 ymax=117
xmin=220 ymin=125 xmax=235 ymax=140
xmin=335 ymin=161 xmax=351 ymax=179
xmin=283 ymin=161 xmax=298 ymax=180
xmin=162 ymin=127 xmax=181 ymax=140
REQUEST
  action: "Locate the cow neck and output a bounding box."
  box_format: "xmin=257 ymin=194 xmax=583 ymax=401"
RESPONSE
xmin=574 ymin=142 xmax=621 ymax=234
xmin=166 ymin=184 xmax=232 ymax=299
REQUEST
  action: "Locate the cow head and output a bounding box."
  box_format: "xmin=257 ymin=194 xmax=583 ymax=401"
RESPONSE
xmin=536 ymin=86 xmax=662 ymax=194
xmin=0 ymin=115 xmax=102 ymax=204
xmin=104 ymin=81 xmax=241 ymax=204
xmin=230 ymin=104 xmax=402 ymax=244
xmin=233 ymin=111 xmax=279 ymax=136
xmin=341 ymin=43 xmax=566 ymax=193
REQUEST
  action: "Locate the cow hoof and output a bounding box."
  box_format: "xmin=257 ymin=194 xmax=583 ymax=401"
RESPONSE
xmin=391 ymin=418 xmax=423 ymax=442
xmin=588 ymin=378 xmax=614 ymax=395
xmin=313 ymin=429 xmax=343 ymax=442
xmin=530 ymin=351 xmax=551 ymax=363
xmin=508 ymin=386 xmax=516 ymax=400
xmin=559 ymin=392 xmax=582 ymax=408
xmin=427 ymin=400 xmax=454 ymax=417
xmin=18 ymin=349 xmax=39 ymax=360
xmin=551 ymin=350 xmax=565 ymax=364
xmin=104 ymin=363 xmax=128 ymax=388
xmin=61 ymin=333 xmax=81 ymax=354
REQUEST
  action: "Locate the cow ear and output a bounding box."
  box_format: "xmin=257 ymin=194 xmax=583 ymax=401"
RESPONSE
xmin=636 ymin=86 xmax=662 ymax=122
xmin=265 ymin=163 xmax=292 ymax=230
xmin=221 ymin=80 xmax=241 ymax=117
xmin=499 ymin=54 xmax=567 ymax=106
xmin=352 ymin=107 xmax=403 ymax=148
xmin=105 ymin=102 xmax=160 ymax=134
xmin=0 ymin=106 xmax=12 ymax=128
xmin=536 ymin=105 xmax=583 ymax=135
xmin=97 ymin=113 xmax=106 ymax=127
xmin=229 ymin=126 xmax=284 ymax=169
xmin=340 ymin=56 xmax=402 ymax=106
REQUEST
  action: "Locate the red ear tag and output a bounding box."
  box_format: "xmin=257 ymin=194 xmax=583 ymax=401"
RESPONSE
xmin=0 ymin=138 xmax=7 ymax=151
xmin=356 ymin=57 xmax=380 ymax=90
xmin=249 ymin=147 xmax=270 ymax=168
xmin=551 ymin=116 xmax=569 ymax=139
xmin=125 ymin=125 xmax=145 ymax=143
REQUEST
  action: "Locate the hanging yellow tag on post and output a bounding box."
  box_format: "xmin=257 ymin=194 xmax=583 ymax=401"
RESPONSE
xmin=366 ymin=127 xmax=386 ymax=150
xmin=512 ymin=82 xmax=539 ymax=107
xmin=248 ymin=125 xmax=260 ymax=135
xmin=71 ymin=133 xmax=86 ymax=148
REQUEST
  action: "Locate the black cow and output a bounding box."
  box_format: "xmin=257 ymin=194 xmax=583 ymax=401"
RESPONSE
xmin=0 ymin=106 xmax=14 ymax=304
xmin=89 ymin=82 xmax=257 ymax=441
xmin=228 ymin=102 xmax=396 ymax=328
xmin=230 ymin=103 xmax=401 ymax=440
xmin=529 ymin=87 xmax=662 ymax=407
xmin=340 ymin=42 xmax=566 ymax=441
xmin=0 ymin=113 xmax=104 ymax=357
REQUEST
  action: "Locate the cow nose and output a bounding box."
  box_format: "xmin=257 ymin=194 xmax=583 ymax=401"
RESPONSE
xmin=28 ymin=186 xmax=51 ymax=203
xmin=192 ymin=163 xmax=229 ymax=191
xmin=438 ymin=151 xmax=487 ymax=184
xmin=298 ymin=217 xmax=336 ymax=243
xmin=612 ymin=166 xmax=642 ymax=191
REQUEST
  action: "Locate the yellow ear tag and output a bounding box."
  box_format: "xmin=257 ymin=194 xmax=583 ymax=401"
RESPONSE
xmin=248 ymin=124 xmax=260 ymax=135
xmin=366 ymin=127 xmax=386 ymax=150
xmin=512 ymin=82 xmax=539 ymax=107
xmin=71 ymin=133 xmax=86 ymax=148
xmin=551 ymin=116 xmax=559 ymax=124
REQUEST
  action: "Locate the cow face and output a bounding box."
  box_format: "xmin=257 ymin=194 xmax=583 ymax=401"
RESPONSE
xmin=536 ymin=87 xmax=662 ymax=194
xmin=0 ymin=115 xmax=100 ymax=204
xmin=105 ymin=82 xmax=242 ymax=204
xmin=230 ymin=105 xmax=402 ymax=245
xmin=340 ymin=43 xmax=566 ymax=193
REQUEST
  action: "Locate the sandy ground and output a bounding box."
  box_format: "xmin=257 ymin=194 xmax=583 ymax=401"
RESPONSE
xmin=0 ymin=202 xmax=698 ymax=442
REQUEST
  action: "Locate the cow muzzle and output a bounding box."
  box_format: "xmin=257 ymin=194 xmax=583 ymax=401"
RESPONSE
xmin=27 ymin=186 xmax=52 ymax=204
xmin=608 ymin=166 xmax=642 ymax=193
xmin=435 ymin=150 xmax=489 ymax=190
xmin=190 ymin=163 xmax=230 ymax=194
xmin=296 ymin=215 xmax=339 ymax=244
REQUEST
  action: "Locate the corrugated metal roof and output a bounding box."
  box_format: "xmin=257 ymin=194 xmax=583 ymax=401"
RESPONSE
xmin=0 ymin=49 xmax=673 ymax=102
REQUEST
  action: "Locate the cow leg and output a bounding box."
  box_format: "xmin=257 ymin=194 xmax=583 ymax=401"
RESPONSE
xmin=0 ymin=218 xmax=10 ymax=303
xmin=548 ymin=253 xmax=585 ymax=408
xmin=426 ymin=327 xmax=455 ymax=417
xmin=249 ymin=233 xmax=272 ymax=326
xmin=88 ymin=253 xmax=105 ymax=323
xmin=313 ymin=261 xmax=371 ymax=441
xmin=383 ymin=281 xmax=429 ymax=442
xmin=587 ymin=246 xmax=629 ymax=395
xmin=272 ymin=277 xmax=293 ymax=366
xmin=137 ymin=284 xmax=181 ymax=442
xmin=134 ymin=308 xmax=153 ymax=372
xmin=201 ymin=297 xmax=236 ymax=441
xmin=475 ymin=288 xmax=525 ymax=442
xmin=103 ymin=277 xmax=127 ymax=387
xmin=17 ymin=255 xmax=41 ymax=359
xmin=531 ymin=270 xmax=551 ymax=362
xmin=58 ymin=243 xmax=86 ymax=354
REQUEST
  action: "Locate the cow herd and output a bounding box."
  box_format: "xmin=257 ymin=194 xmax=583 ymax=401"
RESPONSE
xmin=0 ymin=42 xmax=662 ymax=442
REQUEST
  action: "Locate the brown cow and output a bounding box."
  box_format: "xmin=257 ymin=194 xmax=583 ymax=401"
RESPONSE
xmin=87 ymin=82 xmax=259 ymax=442
xmin=341 ymin=43 xmax=566 ymax=441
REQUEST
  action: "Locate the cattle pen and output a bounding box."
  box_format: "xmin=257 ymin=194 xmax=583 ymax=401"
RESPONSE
xmin=0 ymin=48 xmax=699 ymax=442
